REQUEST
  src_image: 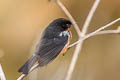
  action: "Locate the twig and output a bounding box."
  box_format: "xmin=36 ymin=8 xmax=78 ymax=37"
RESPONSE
xmin=85 ymin=18 xmax=120 ymax=38
xmin=56 ymin=0 xmax=81 ymax=36
xmin=69 ymin=18 xmax=120 ymax=48
xmin=69 ymin=29 xmax=120 ymax=48
xmin=85 ymin=29 xmax=120 ymax=39
xmin=0 ymin=64 xmax=6 ymax=80
xmin=95 ymin=30 xmax=120 ymax=35
xmin=65 ymin=0 xmax=100 ymax=80
xmin=66 ymin=40 xmax=84 ymax=80
xmin=81 ymin=0 xmax=100 ymax=36
xmin=17 ymin=63 xmax=39 ymax=80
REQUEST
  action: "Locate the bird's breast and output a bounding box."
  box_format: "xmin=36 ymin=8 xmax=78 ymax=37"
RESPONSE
xmin=59 ymin=29 xmax=72 ymax=55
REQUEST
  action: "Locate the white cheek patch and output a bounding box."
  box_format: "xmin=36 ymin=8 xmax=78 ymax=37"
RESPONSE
xmin=59 ymin=31 xmax=69 ymax=37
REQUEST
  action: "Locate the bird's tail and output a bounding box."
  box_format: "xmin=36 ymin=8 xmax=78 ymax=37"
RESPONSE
xmin=18 ymin=55 xmax=38 ymax=74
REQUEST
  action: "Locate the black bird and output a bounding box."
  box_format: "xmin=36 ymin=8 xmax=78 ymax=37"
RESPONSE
xmin=18 ymin=18 xmax=72 ymax=74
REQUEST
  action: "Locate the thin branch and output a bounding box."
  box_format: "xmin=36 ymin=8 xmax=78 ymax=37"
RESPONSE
xmin=85 ymin=29 xmax=120 ymax=39
xmin=0 ymin=64 xmax=6 ymax=80
xmin=69 ymin=29 xmax=120 ymax=48
xmin=68 ymin=38 xmax=84 ymax=49
xmin=81 ymin=0 xmax=100 ymax=36
xmin=86 ymin=18 xmax=120 ymax=37
xmin=96 ymin=30 xmax=120 ymax=34
xmin=56 ymin=0 xmax=81 ymax=36
xmin=65 ymin=40 xmax=84 ymax=80
xmin=17 ymin=63 xmax=39 ymax=80
xmin=69 ymin=18 xmax=120 ymax=48
xmin=65 ymin=0 xmax=100 ymax=80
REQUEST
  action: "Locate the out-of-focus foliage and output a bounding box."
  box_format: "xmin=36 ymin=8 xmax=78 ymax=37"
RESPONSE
xmin=0 ymin=0 xmax=120 ymax=80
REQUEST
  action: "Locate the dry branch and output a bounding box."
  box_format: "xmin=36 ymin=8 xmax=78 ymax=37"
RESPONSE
xmin=81 ymin=0 xmax=100 ymax=36
xmin=0 ymin=64 xmax=6 ymax=80
xmin=17 ymin=64 xmax=39 ymax=80
xmin=65 ymin=0 xmax=100 ymax=80
xmin=69 ymin=18 xmax=120 ymax=48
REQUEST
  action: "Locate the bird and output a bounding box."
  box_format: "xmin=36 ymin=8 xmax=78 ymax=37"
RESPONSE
xmin=18 ymin=18 xmax=72 ymax=74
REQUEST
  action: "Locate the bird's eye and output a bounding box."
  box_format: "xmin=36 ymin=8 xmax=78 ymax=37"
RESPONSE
xmin=66 ymin=24 xmax=70 ymax=26
xmin=66 ymin=24 xmax=71 ymax=27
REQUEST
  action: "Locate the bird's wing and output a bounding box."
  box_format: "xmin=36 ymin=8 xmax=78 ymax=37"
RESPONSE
xmin=35 ymin=36 xmax=69 ymax=67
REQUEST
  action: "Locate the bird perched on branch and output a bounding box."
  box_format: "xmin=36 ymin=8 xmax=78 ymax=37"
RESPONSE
xmin=18 ymin=18 xmax=72 ymax=74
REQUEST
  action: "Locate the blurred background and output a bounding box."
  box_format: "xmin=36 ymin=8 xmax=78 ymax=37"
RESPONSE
xmin=0 ymin=0 xmax=120 ymax=80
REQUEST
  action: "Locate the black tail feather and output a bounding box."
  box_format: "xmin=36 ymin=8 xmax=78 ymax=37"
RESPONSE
xmin=18 ymin=56 xmax=38 ymax=74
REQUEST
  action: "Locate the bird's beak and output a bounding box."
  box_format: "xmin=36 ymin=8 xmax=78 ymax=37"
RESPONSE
xmin=67 ymin=28 xmax=70 ymax=31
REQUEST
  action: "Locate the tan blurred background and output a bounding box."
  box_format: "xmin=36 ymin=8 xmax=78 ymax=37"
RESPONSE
xmin=0 ymin=0 xmax=120 ymax=80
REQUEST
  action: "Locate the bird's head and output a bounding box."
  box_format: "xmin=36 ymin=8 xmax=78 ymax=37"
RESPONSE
xmin=52 ymin=18 xmax=72 ymax=30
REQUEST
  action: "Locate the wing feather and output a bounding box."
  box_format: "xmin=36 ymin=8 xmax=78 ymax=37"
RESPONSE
xmin=36 ymin=37 xmax=68 ymax=67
